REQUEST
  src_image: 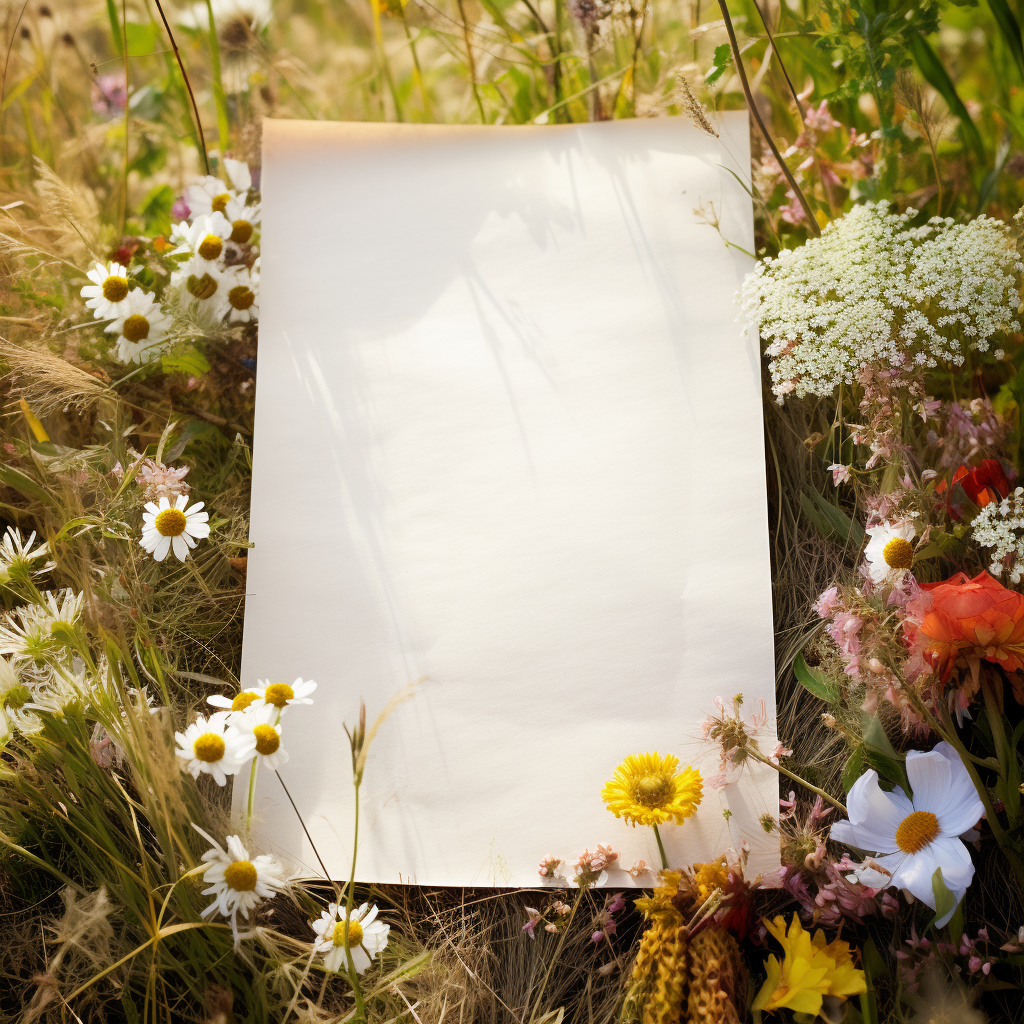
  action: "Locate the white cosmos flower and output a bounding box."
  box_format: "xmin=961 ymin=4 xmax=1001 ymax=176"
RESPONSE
xmin=170 ymin=213 xmax=233 ymax=268
xmin=105 ymin=289 xmax=170 ymax=364
xmin=175 ymin=712 xmax=252 ymax=785
xmin=830 ymin=741 xmax=984 ymax=927
xmin=185 ymin=177 xmax=238 ymax=221
xmin=311 ymin=902 xmax=390 ymax=974
xmin=222 ymin=262 xmax=259 ymax=324
xmin=195 ymin=826 xmax=287 ymax=947
xmin=81 ymin=261 xmax=134 ymax=320
xmin=231 ymin=702 xmax=288 ymax=770
xmin=250 ymin=677 xmax=316 ymax=713
xmin=140 ymin=495 xmax=210 ymax=563
xmin=207 ymin=688 xmax=262 ymax=720
xmin=863 ymin=519 xmax=916 ymax=584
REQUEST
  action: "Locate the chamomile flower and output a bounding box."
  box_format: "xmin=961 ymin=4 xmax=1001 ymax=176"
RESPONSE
xmin=0 ymin=527 xmax=55 ymax=584
xmin=311 ymin=902 xmax=390 ymax=974
xmin=186 ymin=177 xmax=238 ymax=220
xmin=0 ymin=590 xmax=83 ymax=663
xmin=80 ymin=262 xmax=133 ymax=320
xmin=207 ymin=688 xmax=262 ymax=719
xmin=863 ymin=520 xmax=916 ymax=584
xmin=222 ymin=262 xmax=260 ymax=323
xmin=140 ymin=495 xmax=210 ymax=563
xmin=221 ymin=195 xmax=261 ymax=246
xmin=170 ymin=260 xmax=228 ymax=318
xmin=170 ymin=213 xmax=233 ymax=267
xmin=232 ymin=702 xmax=289 ymax=770
xmin=250 ymin=677 xmax=317 ymax=712
xmin=105 ymin=289 xmax=170 ymax=364
xmin=223 ymin=157 xmax=254 ymax=193
xmin=195 ymin=826 xmax=287 ymax=947
xmin=175 ymin=712 xmax=252 ymax=785
xmin=0 ymin=656 xmax=42 ymax=734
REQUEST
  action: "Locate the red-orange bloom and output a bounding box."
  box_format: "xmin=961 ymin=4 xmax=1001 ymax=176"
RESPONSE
xmin=907 ymin=571 xmax=1024 ymax=682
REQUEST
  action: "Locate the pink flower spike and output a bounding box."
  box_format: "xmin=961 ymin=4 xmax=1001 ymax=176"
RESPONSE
xmin=828 ymin=463 xmax=851 ymax=486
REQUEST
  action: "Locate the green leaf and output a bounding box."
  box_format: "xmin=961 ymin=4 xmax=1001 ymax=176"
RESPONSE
xmin=161 ymin=347 xmax=211 ymax=377
xmin=909 ymin=33 xmax=986 ymax=165
xmin=124 ymin=20 xmax=160 ymax=57
xmin=706 ymin=44 xmax=732 ymax=85
xmin=988 ymin=0 xmax=1024 ymax=82
xmin=0 ymin=466 xmax=51 ymax=506
xmin=859 ymin=936 xmax=883 ymax=1024
xmin=842 ymin=746 xmax=866 ymax=793
xmin=140 ymin=185 xmax=174 ymax=238
xmin=799 ymin=488 xmax=865 ymax=546
xmin=929 ymin=868 xmax=960 ymax=931
xmin=793 ymin=651 xmax=833 ymax=701
xmin=862 ymin=714 xmax=899 ymax=759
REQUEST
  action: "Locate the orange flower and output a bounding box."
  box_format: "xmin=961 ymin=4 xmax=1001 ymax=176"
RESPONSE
xmin=907 ymin=571 xmax=1024 ymax=683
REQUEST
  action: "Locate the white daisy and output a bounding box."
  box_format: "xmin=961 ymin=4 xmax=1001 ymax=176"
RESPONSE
xmin=863 ymin=519 xmax=916 ymax=584
xmin=0 ymin=590 xmax=83 ymax=662
xmin=185 ymin=178 xmax=238 ymax=221
xmin=311 ymin=902 xmax=390 ymax=974
xmin=830 ymin=741 xmax=984 ymax=927
xmin=231 ymin=701 xmax=289 ymax=770
xmin=222 ymin=262 xmax=260 ymax=324
xmin=250 ymin=677 xmax=316 ymax=712
xmin=170 ymin=213 xmax=233 ymax=267
xmin=221 ymin=195 xmax=261 ymax=246
xmin=170 ymin=259 xmax=229 ymax=320
xmin=0 ymin=656 xmax=41 ymax=735
xmin=195 ymin=826 xmax=287 ymax=947
xmin=175 ymin=712 xmax=252 ymax=785
xmin=80 ymin=262 xmax=133 ymax=320
xmin=140 ymin=495 xmax=210 ymax=563
xmin=0 ymin=527 xmax=55 ymax=583
xmin=105 ymin=289 xmax=170 ymax=365
xmin=207 ymin=688 xmax=262 ymax=719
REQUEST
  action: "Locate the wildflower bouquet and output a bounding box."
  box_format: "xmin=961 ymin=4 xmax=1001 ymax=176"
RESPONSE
xmin=5 ymin=0 xmax=1024 ymax=1022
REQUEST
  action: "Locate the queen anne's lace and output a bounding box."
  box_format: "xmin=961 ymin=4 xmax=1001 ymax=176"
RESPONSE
xmin=740 ymin=203 xmax=1024 ymax=401
xmin=972 ymin=488 xmax=1024 ymax=584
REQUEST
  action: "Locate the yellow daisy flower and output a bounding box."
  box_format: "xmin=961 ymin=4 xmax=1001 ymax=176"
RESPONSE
xmin=751 ymin=915 xmax=866 ymax=1016
xmin=601 ymin=751 xmax=703 ymax=827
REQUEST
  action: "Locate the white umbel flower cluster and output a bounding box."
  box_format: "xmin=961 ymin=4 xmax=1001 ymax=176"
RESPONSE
xmin=740 ymin=203 xmax=1024 ymax=401
xmin=972 ymin=487 xmax=1024 ymax=584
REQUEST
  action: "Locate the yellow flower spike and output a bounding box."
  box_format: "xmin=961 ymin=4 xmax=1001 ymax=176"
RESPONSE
xmin=19 ymin=399 xmax=48 ymax=443
xmin=601 ymin=751 xmax=703 ymax=828
xmin=752 ymin=915 xmax=866 ymax=1016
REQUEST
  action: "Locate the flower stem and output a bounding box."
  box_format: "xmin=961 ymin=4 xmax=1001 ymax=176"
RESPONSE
xmin=652 ymin=824 xmax=669 ymax=870
xmin=204 ymin=0 xmax=231 ymax=156
xmin=245 ymin=756 xmax=258 ymax=830
xmin=746 ymin=748 xmax=847 ymax=815
xmin=342 ymin=778 xmax=366 ymax=1019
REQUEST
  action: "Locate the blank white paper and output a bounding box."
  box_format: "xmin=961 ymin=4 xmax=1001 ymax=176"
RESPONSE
xmin=240 ymin=113 xmax=780 ymax=886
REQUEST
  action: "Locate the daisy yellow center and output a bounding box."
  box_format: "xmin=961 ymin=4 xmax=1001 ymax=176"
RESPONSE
xmin=223 ymin=859 xmax=258 ymax=892
xmin=883 ymin=537 xmax=914 ymax=569
xmin=187 ymin=273 xmax=219 ymax=300
xmin=332 ymin=920 xmax=363 ymax=948
xmin=230 ymin=219 xmax=253 ymax=244
xmin=895 ymin=810 xmax=940 ymax=854
xmin=102 ymin=276 xmax=129 ymax=302
xmin=262 ymin=683 xmax=294 ymax=708
xmin=155 ymin=508 xmax=188 ymax=537
xmin=197 ymin=234 xmax=224 ymax=261
xmin=253 ymin=723 xmax=280 ymax=755
xmin=122 ymin=314 xmax=150 ymax=343
xmin=211 ymin=193 xmax=231 ymax=214
xmin=228 ymin=285 xmax=255 ymax=310
xmin=193 ymin=732 xmax=226 ymax=763
xmin=231 ymin=691 xmax=259 ymax=711
xmin=634 ymin=774 xmax=670 ymax=807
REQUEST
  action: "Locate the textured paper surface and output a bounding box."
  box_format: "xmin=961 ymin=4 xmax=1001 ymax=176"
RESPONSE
xmin=241 ymin=113 xmax=780 ymax=886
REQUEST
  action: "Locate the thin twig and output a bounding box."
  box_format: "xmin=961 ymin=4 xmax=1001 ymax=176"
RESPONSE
xmin=153 ymin=0 xmax=210 ymax=174
xmin=750 ymin=0 xmax=804 ymax=122
xmin=716 ymin=0 xmax=819 ymax=236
